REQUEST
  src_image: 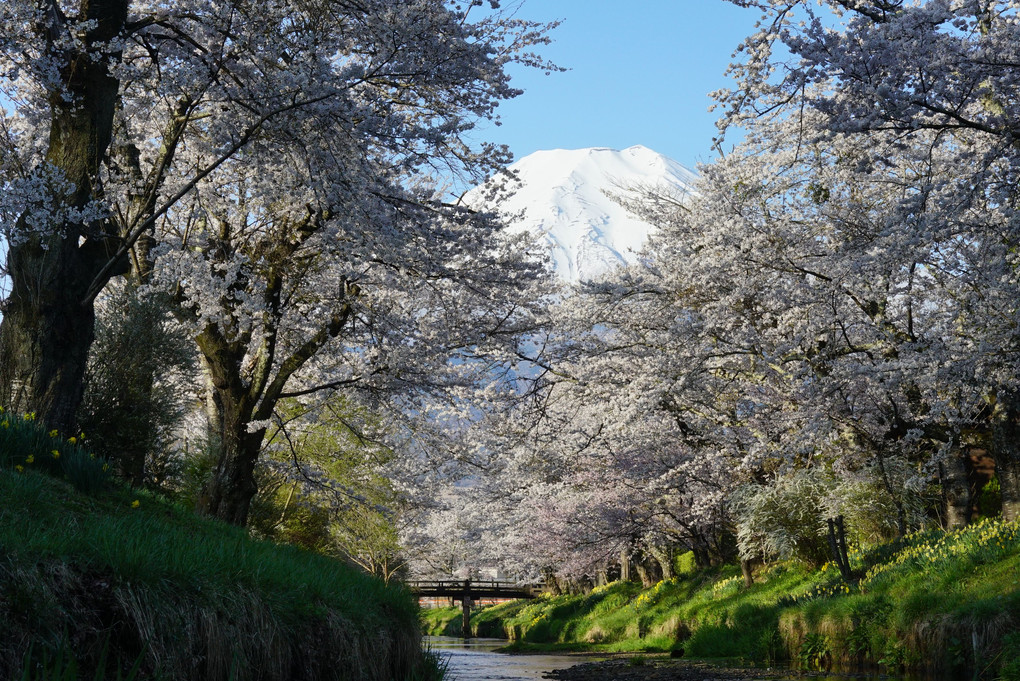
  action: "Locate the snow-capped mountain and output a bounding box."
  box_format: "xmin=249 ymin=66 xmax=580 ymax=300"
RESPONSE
xmin=467 ymin=145 xmax=697 ymax=282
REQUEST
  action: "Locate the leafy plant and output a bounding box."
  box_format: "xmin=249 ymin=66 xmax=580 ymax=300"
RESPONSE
xmin=797 ymin=633 xmax=830 ymax=670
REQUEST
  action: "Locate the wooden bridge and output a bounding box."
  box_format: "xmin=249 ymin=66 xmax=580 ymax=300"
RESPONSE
xmin=408 ymin=579 xmax=544 ymax=637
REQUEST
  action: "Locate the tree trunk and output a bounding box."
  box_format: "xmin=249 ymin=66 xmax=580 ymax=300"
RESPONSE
xmin=648 ymin=546 xmax=674 ymax=581
xmin=194 ymin=349 xmax=266 ymax=526
xmin=740 ymin=559 xmax=754 ymax=588
xmin=619 ymin=549 xmax=632 ymax=582
xmin=826 ymin=516 xmax=853 ymax=581
xmin=633 ymin=552 xmax=661 ymax=588
xmin=992 ymin=390 xmax=1020 ymax=522
xmin=0 ymin=261 xmax=97 ymax=432
xmin=195 ymin=375 xmax=269 ymax=525
xmin=0 ymin=0 xmax=129 ymax=433
xmin=939 ymin=450 xmax=972 ymax=529
xmin=196 ymin=401 xmax=266 ymax=526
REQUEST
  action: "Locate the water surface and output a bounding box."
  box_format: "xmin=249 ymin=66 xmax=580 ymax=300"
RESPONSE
xmin=425 ymin=636 xmax=933 ymax=681
xmin=425 ymin=636 xmax=587 ymax=681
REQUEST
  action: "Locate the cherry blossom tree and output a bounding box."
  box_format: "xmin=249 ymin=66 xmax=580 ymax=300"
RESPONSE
xmin=0 ymin=0 xmax=555 ymax=441
xmin=718 ymin=0 xmax=1020 ymax=519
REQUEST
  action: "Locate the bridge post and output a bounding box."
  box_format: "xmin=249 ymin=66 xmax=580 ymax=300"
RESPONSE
xmin=461 ymin=579 xmax=472 ymax=638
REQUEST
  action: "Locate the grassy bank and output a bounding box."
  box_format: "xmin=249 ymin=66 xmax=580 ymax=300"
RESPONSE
xmin=0 ymin=415 xmax=431 ymax=681
xmin=423 ymin=521 xmax=1020 ymax=678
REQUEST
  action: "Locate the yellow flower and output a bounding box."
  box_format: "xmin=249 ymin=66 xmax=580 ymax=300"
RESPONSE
xmin=49 ymin=430 xmax=58 ymax=438
xmin=51 ymin=450 xmax=60 ymax=459
xmin=101 ymin=464 xmax=109 ymax=472
xmin=131 ymin=500 xmax=140 ymax=509
xmin=1 ymin=421 xmax=7 ymax=429
xmin=25 ymin=454 xmax=34 ymax=464
xmin=23 ymin=411 xmax=35 ymax=421
xmin=68 ymin=436 xmax=77 ymax=444
xmin=14 ymin=465 xmax=23 ymax=473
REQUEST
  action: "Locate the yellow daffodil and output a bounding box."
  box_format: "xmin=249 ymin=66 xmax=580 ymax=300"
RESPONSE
xmin=51 ymin=450 xmax=60 ymax=459
xmin=25 ymin=454 xmax=34 ymax=464
xmin=68 ymin=436 xmax=77 ymax=444
xmin=14 ymin=465 xmax=23 ymax=473
xmin=49 ymin=430 xmax=58 ymax=438
xmin=131 ymin=500 xmax=140 ymax=509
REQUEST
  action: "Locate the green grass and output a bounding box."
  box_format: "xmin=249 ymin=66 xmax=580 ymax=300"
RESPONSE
xmin=0 ymin=412 xmax=428 ymax=681
xmin=425 ymin=523 xmax=1020 ymax=678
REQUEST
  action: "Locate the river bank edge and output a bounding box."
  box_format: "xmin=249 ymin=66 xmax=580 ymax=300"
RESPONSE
xmin=438 ymin=642 xmax=909 ymax=681
xmin=0 ymin=464 xmax=431 ymax=681
xmin=542 ymin=656 xmax=904 ymax=681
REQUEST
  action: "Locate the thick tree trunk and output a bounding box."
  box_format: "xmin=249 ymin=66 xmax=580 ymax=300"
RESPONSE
xmin=633 ymin=552 xmax=661 ymax=588
xmin=195 ymin=360 xmax=267 ymax=525
xmin=0 ymin=0 xmax=129 ymax=433
xmin=939 ymin=450 xmax=972 ymax=529
xmin=196 ymin=404 xmax=266 ymax=526
xmin=193 ymin=333 xmax=274 ymax=526
xmin=991 ymin=390 xmax=1020 ymax=522
xmin=647 ymin=546 xmax=674 ymax=581
xmin=0 ymin=255 xmax=97 ymax=432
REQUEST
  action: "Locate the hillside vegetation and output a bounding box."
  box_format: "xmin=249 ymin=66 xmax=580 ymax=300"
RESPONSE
xmin=0 ymin=412 xmax=431 ymax=681
xmin=423 ymin=522 xmax=1020 ymax=679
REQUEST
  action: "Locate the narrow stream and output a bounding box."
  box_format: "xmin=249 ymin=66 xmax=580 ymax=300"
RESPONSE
xmin=425 ymin=636 xmax=586 ymax=681
xmin=424 ymin=636 xmax=931 ymax=681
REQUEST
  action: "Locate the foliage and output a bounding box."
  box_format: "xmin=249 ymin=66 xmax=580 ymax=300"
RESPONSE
xmin=18 ymin=639 xmax=144 ymax=681
xmin=0 ymin=407 xmax=111 ymax=493
xmin=249 ymin=398 xmax=409 ymax=581
xmin=78 ymin=283 xmax=195 ymax=488
xmin=797 ymin=633 xmax=830 ymax=670
xmin=732 ymin=469 xmax=833 ymax=566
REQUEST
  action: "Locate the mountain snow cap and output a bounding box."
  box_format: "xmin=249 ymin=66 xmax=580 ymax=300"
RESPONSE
xmin=467 ymin=145 xmax=697 ymax=282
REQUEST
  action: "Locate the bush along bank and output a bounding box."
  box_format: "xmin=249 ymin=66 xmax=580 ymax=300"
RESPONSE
xmin=423 ymin=521 xmax=1020 ymax=679
xmin=0 ymin=411 xmax=434 ymax=681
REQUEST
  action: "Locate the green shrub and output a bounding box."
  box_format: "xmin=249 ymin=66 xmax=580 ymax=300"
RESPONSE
xmin=675 ymin=551 xmax=696 ymax=576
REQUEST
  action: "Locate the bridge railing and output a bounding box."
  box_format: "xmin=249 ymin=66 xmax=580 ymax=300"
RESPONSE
xmin=406 ymin=579 xmax=545 ymax=598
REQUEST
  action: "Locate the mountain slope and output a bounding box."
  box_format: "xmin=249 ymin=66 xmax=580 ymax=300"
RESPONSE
xmin=468 ymin=145 xmax=697 ymax=282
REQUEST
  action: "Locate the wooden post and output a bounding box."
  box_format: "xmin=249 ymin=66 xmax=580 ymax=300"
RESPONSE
xmin=462 ymin=579 xmax=472 ymax=639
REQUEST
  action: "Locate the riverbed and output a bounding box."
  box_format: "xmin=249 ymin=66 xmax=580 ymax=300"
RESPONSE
xmin=426 ymin=637 xmax=588 ymax=680
xmin=425 ymin=637 xmax=926 ymax=681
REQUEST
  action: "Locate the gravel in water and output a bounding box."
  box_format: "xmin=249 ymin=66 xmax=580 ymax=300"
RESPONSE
xmin=543 ymin=659 xmax=897 ymax=681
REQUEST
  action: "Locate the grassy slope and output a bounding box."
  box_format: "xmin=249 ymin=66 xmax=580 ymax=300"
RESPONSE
xmin=423 ymin=520 xmax=1020 ymax=678
xmin=0 ymin=467 xmax=424 ymax=681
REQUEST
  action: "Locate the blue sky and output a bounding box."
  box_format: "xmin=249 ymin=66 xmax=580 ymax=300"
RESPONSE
xmin=474 ymin=1 xmax=766 ymax=170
